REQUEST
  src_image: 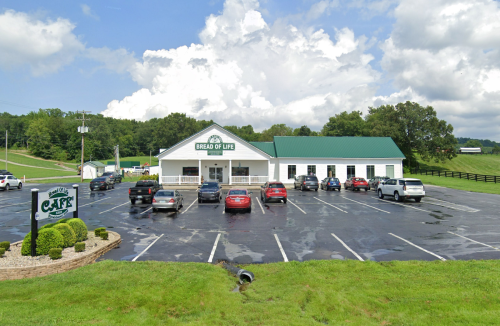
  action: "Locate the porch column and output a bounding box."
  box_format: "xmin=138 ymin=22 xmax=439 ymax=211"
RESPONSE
xmin=229 ymin=160 xmax=232 ymax=185
xmin=158 ymin=160 xmax=162 ymax=185
xmin=198 ymin=159 xmax=201 ymax=185
xmin=267 ymin=159 xmax=271 ymax=182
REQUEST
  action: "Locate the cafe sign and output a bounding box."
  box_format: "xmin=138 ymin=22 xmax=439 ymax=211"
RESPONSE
xmin=195 ymin=135 xmax=235 ymax=156
xmin=37 ymin=186 xmax=77 ymax=220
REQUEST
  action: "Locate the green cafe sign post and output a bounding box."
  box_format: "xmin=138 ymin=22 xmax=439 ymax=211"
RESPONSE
xmin=30 ymin=185 xmax=79 ymax=256
xmin=195 ymin=135 xmax=235 ymax=156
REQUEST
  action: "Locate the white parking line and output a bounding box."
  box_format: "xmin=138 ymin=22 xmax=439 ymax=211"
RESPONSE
xmin=208 ymin=233 xmax=221 ymax=263
xmin=315 ymin=197 xmax=348 ymax=213
xmin=287 ymin=199 xmax=306 ymax=214
xmin=424 ymin=197 xmax=480 ymax=213
xmin=255 ymin=197 xmax=265 ymax=214
xmin=376 ymin=198 xmax=430 ymax=212
xmin=181 ymin=198 xmax=198 ymax=214
xmin=389 ymin=233 xmax=446 ymax=261
xmin=99 ymin=201 xmax=130 ymax=214
xmin=274 ymin=234 xmax=289 ymax=262
xmin=341 ymin=197 xmax=390 ymax=214
xmin=331 ymin=233 xmax=364 ymax=261
xmin=142 ymin=207 xmax=152 ymax=214
xmin=15 ymin=208 xmax=32 ymax=214
xmin=132 ymin=234 xmax=164 ymax=261
xmin=79 ymin=197 xmax=107 ymax=207
xmin=448 ymin=231 xmax=500 ymax=251
xmin=0 ymin=201 xmax=30 ymax=208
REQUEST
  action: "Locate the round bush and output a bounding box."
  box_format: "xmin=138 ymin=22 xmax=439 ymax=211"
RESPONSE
xmin=94 ymin=227 xmax=106 ymax=236
xmin=36 ymin=228 xmax=64 ymax=255
xmin=0 ymin=248 xmax=5 ymax=257
xmin=57 ymin=218 xmax=71 ymax=224
xmin=67 ymin=218 xmax=88 ymax=242
xmin=53 ymin=223 xmax=76 ymax=248
xmin=21 ymin=232 xmax=32 ymax=256
xmin=100 ymin=231 xmax=109 ymax=240
xmin=0 ymin=241 xmax=10 ymax=251
xmin=41 ymin=223 xmax=57 ymax=229
xmin=49 ymin=248 xmax=62 ymax=260
xmin=75 ymin=242 xmax=85 ymax=252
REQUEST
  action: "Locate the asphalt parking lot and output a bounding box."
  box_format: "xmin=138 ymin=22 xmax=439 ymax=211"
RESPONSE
xmin=1 ymin=182 xmax=499 ymax=263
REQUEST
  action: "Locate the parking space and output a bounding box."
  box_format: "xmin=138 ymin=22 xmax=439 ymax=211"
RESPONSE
xmin=1 ymin=182 xmax=500 ymax=263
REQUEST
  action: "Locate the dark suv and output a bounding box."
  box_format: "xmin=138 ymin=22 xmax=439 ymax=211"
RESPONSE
xmin=368 ymin=176 xmax=390 ymax=192
xmin=198 ymin=182 xmax=222 ymax=203
xmin=294 ymin=175 xmax=319 ymax=191
xmin=102 ymin=171 xmax=122 ymax=183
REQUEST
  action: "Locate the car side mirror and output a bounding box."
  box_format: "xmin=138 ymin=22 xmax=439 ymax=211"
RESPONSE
xmin=380 ymin=181 xmax=385 ymax=185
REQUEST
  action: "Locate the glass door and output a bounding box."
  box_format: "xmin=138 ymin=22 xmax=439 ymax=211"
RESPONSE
xmin=209 ymin=167 xmax=223 ymax=183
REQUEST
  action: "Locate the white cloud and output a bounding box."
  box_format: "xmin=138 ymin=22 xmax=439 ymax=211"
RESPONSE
xmin=85 ymin=47 xmax=137 ymax=74
xmin=102 ymin=0 xmax=380 ymax=130
xmin=0 ymin=9 xmax=84 ymax=75
xmin=381 ymin=0 xmax=500 ymax=140
xmin=81 ymin=4 xmax=99 ymax=20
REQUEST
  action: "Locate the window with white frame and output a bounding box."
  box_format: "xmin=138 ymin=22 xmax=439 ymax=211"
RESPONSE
xmin=288 ymin=165 xmax=296 ymax=179
xmin=366 ymin=165 xmax=375 ymax=179
xmin=327 ymin=165 xmax=336 ymax=177
xmin=307 ymin=165 xmax=316 ymax=175
xmin=347 ymin=165 xmax=355 ymax=178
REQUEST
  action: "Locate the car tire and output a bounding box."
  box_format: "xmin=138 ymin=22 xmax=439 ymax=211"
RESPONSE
xmin=415 ymin=197 xmax=422 ymax=203
xmin=395 ymin=192 xmax=404 ymax=202
xmin=315 ymin=188 xmax=318 ymax=192
xmin=5 ymin=184 xmax=9 ymax=191
xmin=180 ymin=199 xmax=184 ymax=208
xmin=283 ymin=198 xmax=287 ymax=204
xmin=248 ymin=206 xmax=251 ymax=213
xmin=301 ymin=185 xmax=304 ymax=191
xmin=105 ymin=185 xmax=109 ymax=190
xmin=153 ymin=207 xmax=157 ymax=212
xmin=264 ymin=196 xmax=268 ymax=203
xmin=112 ymin=184 xmax=115 ymax=189
xmin=365 ymin=188 xmax=368 ymax=191
xmin=378 ymin=189 xmax=384 ymax=199
xmin=131 ymin=199 xmax=136 ymax=205
xmin=198 ymin=198 xmax=202 ymax=203
xmin=18 ymin=182 xmax=22 ymax=190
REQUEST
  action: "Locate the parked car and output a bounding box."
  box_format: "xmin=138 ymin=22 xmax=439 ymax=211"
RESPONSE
xmin=368 ymin=176 xmax=390 ymax=192
xmin=377 ymin=178 xmax=425 ymax=202
xmin=344 ymin=177 xmax=369 ymax=191
xmin=0 ymin=175 xmax=22 ymax=191
xmin=0 ymin=170 xmax=13 ymax=175
xmin=225 ymin=188 xmax=252 ymax=213
xmin=102 ymin=171 xmax=122 ymax=183
xmin=198 ymin=182 xmax=222 ymax=203
xmin=293 ymin=175 xmax=319 ymax=191
xmin=152 ymin=189 xmax=183 ymax=212
xmin=261 ymin=181 xmax=287 ymax=203
xmin=320 ymin=177 xmax=341 ymax=191
xmin=129 ymin=180 xmax=161 ymax=204
xmin=90 ymin=176 xmax=114 ymax=191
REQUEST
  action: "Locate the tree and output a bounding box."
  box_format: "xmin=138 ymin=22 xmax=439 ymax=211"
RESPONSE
xmin=366 ymin=101 xmax=457 ymax=168
xmin=464 ymin=139 xmax=482 ymax=151
xmin=260 ymin=124 xmax=293 ymax=141
xmin=321 ymin=111 xmax=367 ymax=136
xmin=293 ymin=125 xmax=312 ymax=136
xmin=493 ymin=144 xmax=500 ymax=154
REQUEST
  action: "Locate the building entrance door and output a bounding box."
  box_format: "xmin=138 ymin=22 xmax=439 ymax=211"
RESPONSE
xmin=209 ymin=167 xmax=223 ymax=183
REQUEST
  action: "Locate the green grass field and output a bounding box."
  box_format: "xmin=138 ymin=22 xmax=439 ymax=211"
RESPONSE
xmin=4 ymin=165 xmax=77 ymax=179
xmin=98 ymin=155 xmax=159 ymax=166
xmin=0 ymin=150 xmax=70 ymax=171
xmin=1 ymin=260 xmax=498 ymax=325
xmin=417 ymin=154 xmax=500 ymax=175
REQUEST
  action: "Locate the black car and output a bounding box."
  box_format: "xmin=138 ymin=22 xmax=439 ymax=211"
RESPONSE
xmin=90 ymin=176 xmax=114 ymax=191
xmin=293 ymin=175 xmax=319 ymax=191
xmin=102 ymin=171 xmax=122 ymax=183
xmin=0 ymin=170 xmax=13 ymax=175
xmin=368 ymin=176 xmax=390 ymax=191
xmin=198 ymin=182 xmax=222 ymax=203
xmin=320 ymin=177 xmax=341 ymax=191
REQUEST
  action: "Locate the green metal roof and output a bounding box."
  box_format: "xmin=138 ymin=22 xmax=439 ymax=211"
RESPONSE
xmin=272 ymin=136 xmax=405 ymax=158
xmin=85 ymin=161 xmax=106 ymax=168
xmin=249 ymin=142 xmax=276 ymax=157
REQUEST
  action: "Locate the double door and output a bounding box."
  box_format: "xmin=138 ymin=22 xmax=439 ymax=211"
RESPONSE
xmin=209 ymin=167 xmax=223 ymax=183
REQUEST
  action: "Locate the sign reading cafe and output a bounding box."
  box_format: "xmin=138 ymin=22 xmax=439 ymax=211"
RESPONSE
xmin=195 ymin=135 xmax=235 ymax=156
xmin=37 ymin=186 xmax=77 ymax=220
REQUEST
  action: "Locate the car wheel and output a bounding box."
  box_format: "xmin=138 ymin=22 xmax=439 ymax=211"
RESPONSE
xmin=395 ymin=192 xmax=404 ymax=202
xmin=301 ymin=185 xmax=304 ymax=191
xmin=378 ymin=190 xmax=384 ymax=199
xmin=293 ymin=183 xmax=296 ymax=189
xmin=264 ymin=196 xmax=268 ymax=203
xmin=5 ymin=184 xmax=9 ymax=191
xmin=224 ymin=206 xmax=228 ymax=213
xmin=365 ymin=188 xmax=368 ymax=191
xmin=180 ymin=199 xmax=184 ymax=208
xmin=131 ymin=199 xmax=136 ymax=205
xmin=415 ymin=197 xmax=422 ymax=203
xmin=153 ymin=207 xmax=157 ymax=212
xmin=18 ymin=182 xmax=22 ymax=190
xmin=283 ymin=198 xmax=287 ymax=204
xmin=112 ymin=184 xmax=115 ymax=189
xmin=315 ymin=188 xmax=318 ymax=192
xmin=105 ymin=185 xmax=109 ymax=190
xmin=248 ymin=206 xmax=251 ymax=213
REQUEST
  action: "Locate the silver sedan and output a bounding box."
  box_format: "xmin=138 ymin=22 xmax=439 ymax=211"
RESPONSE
xmin=152 ymin=190 xmax=183 ymax=212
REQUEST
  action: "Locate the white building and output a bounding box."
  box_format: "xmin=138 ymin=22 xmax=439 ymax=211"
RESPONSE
xmin=157 ymin=124 xmax=405 ymax=185
xmin=82 ymin=161 xmax=106 ymax=180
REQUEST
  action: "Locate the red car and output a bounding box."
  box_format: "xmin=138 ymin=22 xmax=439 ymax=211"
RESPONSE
xmin=261 ymin=182 xmax=287 ymax=203
xmin=345 ymin=177 xmax=370 ymax=191
xmin=225 ymin=188 xmax=252 ymax=213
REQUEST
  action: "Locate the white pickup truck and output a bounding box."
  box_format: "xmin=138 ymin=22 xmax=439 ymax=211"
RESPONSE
xmin=377 ymin=178 xmax=425 ymax=202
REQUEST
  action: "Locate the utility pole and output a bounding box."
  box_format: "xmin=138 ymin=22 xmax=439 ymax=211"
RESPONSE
xmin=76 ymin=111 xmax=91 ymax=182
xmin=114 ymin=145 xmax=120 ymax=173
xmin=150 ymin=150 xmax=151 ymax=166
xmin=5 ymin=130 xmax=7 ymax=170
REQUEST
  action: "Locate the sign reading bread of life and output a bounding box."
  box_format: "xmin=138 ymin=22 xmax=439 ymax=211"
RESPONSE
xmin=195 ymin=135 xmax=235 ymax=156
xmin=37 ymin=186 xmax=77 ymax=220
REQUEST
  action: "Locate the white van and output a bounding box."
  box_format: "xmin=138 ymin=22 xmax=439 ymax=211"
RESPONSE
xmin=377 ymin=178 xmax=425 ymax=202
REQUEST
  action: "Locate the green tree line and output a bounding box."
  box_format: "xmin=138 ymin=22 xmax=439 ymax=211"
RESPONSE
xmin=0 ymin=101 xmax=458 ymax=167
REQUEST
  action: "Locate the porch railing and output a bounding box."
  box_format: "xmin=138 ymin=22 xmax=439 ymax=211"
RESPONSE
xmin=161 ymin=176 xmax=200 ymax=184
xmin=231 ymin=176 xmax=268 ymax=185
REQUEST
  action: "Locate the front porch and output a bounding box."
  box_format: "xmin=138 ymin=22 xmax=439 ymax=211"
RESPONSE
xmin=160 ymin=175 xmax=268 ymax=185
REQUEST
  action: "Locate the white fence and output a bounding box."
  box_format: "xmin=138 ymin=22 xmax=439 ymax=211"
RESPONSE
xmin=231 ymin=176 xmax=268 ymax=185
xmin=161 ymin=176 xmax=200 ymax=184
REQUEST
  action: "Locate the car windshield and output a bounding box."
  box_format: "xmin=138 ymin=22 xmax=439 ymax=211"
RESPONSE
xmin=93 ymin=178 xmax=105 ymax=182
xmin=305 ymin=177 xmax=318 ymax=181
xmin=229 ymin=190 xmax=247 ymax=195
xmin=401 ymin=180 xmax=423 ymax=186
xmin=269 ymin=183 xmax=285 ymax=188
xmin=157 ymin=191 xmax=174 ymax=197
xmin=201 ymin=183 xmax=218 ymax=188
xmin=102 ymin=173 xmax=112 ymax=176
xmin=353 ymin=178 xmax=366 ymax=182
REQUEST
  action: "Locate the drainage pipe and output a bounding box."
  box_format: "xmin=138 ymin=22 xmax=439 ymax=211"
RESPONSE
xmin=222 ymin=263 xmax=255 ymax=284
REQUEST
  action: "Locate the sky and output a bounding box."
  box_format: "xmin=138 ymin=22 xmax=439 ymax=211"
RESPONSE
xmin=1 ymin=0 xmax=500 ymax=141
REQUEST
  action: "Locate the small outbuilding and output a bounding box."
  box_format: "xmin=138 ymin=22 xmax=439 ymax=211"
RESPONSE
xmin=82 ymin=161 xmax=106 ymax=180
xmin=459 ymin=147 xmax=481 ymax=154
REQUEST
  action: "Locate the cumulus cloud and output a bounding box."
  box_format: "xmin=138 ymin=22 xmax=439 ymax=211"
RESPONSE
xmin=102 ymin=0 xmax=380 ymax=130
xmin=0 ymin=9 xmax=84 ymax=75
xmin=85 ymin=47 xmax=137 ymax=74
xmin=381 ymin=0 xmax=500 ymax=140
xmin=81 ymin=4 xmax=99 ymax=20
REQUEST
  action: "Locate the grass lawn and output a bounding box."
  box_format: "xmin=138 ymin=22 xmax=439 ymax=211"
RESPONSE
xmin=405 ymin=173 xmax=500 ymax=195
xmin=5 ymin=165 xmax=77 ymax=179
xmin=26 ymin=178 xmax=88 ymax=184
xmin=417 ymin=154 xmax=500 ymax=175
xmin=0 ymin=150 xmax=70 ymax=170
xmin=1 ymin=260 xmax=499 ymax=325
xmin=98 ymin=155 xmax=159 ymax=167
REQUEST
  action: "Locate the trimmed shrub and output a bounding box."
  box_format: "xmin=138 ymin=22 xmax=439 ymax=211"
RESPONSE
xmin=100 ymin=231 xmax=109 ymax=240
xmin=57 ymin=218 xmax=72 ymax=224
xmin=53 ymin=223 xmax=76 ymax=248
xmin=21 ymin=232 xmax=32 ymax=256
xmin=67 ymin=218 xmax=88 ymax=242
xmin=49 ymin=248 xmax=62 ymax=260
xmin=41 ymin=223 xmax=57 ymax=229
xmin=75 ymin=242 xmax=85 ymax=252
xmin=94 ymin=227 xmax=106 ymax=236
xmin=0 ymin=248 xmax=5 ymax=257
xmin=36 ymin=228 xmax=64 ymax=255
xmin=139 ymin=174 xmax=159 ymax=181
xmin=0 ymin=241 xmax=10 ymax=251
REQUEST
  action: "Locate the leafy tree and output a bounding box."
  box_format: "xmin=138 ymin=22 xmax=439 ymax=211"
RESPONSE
xmin=464 ymin=139 xmax=482 ymax=150
xmin=260 ymin=124 xmax=293 ymax=141
xmin=366 ymin=101 xmax=457 ymax=168
xmin=293 ymin=125 xmax=312 ymax=136
xmin=321 ymin=111 xmax=367 ymax=136
xmin=493 ymin=144 xmax=500 ymax=154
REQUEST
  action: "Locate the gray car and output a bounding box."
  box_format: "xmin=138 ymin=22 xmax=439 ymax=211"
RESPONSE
xmin=152 ymin=189 xmax=183 ymax=212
